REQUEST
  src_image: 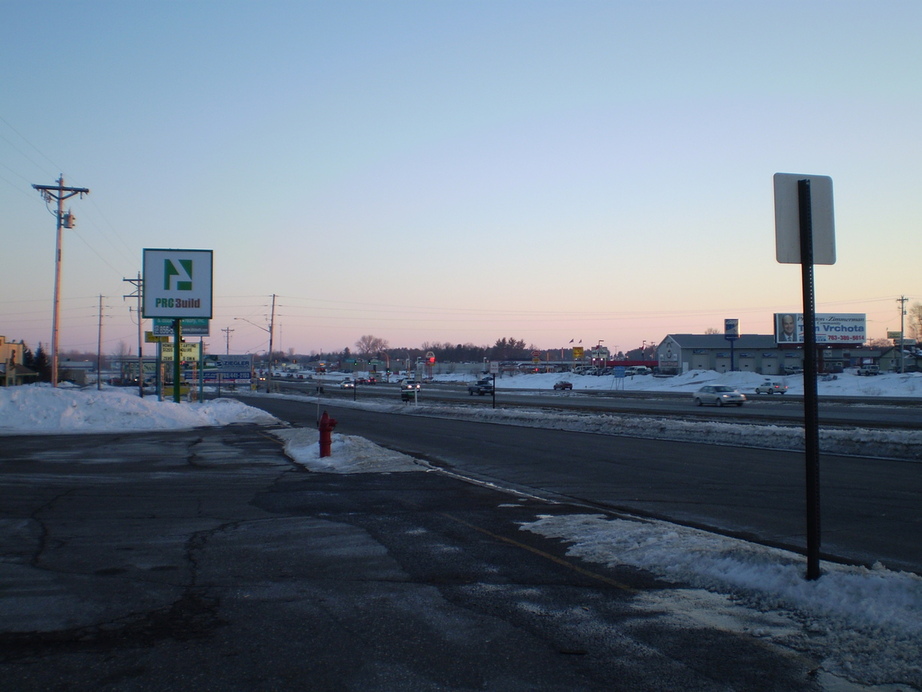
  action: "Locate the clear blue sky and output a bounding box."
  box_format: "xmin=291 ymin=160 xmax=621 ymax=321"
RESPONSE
xmin=2 ymin=1 xmax=919 ymax=357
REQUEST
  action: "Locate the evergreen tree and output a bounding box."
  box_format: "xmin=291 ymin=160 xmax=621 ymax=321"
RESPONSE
xmin=32 ymin=343 xmax=52 ymax=382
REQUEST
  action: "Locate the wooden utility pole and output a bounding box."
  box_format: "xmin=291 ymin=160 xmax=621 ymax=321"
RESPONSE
xmin=32 ymin=176 xmax=90 ymax=386
xmin=123 ymin=274 xmax=144 ymax=397
xmin=221 ymin=327 xmax=234 ymax=355
xmin=96 ymin=295 xmax=105 ymax=390
xmin=266 ymin=294 xmax=276 ymax=393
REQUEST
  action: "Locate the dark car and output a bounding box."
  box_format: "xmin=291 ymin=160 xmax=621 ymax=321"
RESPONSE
xmin=553 ymin=380 xmax=573 ymax=390
xmin=468 ymin=378 xmax=494 ymax=396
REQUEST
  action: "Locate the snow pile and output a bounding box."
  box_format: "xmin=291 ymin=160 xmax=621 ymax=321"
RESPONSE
xmin=272 ymin=427 xmax=429 ymax=473
xmin=523 ymin=513 xmax=922 ymax=688
xmin=0 ymin=384 xmax=279 ymax=434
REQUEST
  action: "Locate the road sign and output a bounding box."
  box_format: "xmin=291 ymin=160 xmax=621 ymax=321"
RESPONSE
xmin=142 ymin=248 xmax=214 ymax=318
xmin=145 ymin=332 xmax=170 ymax=343
xmin=773 ymin=173 xmax=835 ymax=265
xmin=160 ymin=342 xmax=202 ymax=361
xmin=724 ymin=318 xmax=740 ymax=339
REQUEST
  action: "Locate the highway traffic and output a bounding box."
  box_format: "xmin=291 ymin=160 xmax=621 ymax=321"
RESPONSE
xmin=270 ymin=377 xmax=920 ymax=430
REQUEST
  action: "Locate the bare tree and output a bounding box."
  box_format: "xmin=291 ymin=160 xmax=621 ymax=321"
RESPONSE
xmin=908 ymin=302 xmax=922 ymax=341
xmin=704 ymin=327 xmax=720 ymax=335
xmin=355 ymin=335 xmax=389 ymax=357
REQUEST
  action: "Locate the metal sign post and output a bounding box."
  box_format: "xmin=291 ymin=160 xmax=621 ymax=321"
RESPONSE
xmin=774 ymin=173 xmax=835 ymax=581
xmin=798 ymin=179 xmax=822 ymax=581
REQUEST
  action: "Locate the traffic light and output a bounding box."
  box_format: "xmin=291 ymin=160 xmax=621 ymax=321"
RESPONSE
xmin=427 ymin=356 xmax=435 ymax=364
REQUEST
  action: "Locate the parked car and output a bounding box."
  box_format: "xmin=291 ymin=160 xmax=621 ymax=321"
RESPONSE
xmin=755 ymin=381 xmax=787 ymax=395
xmin=624 ymin=366 xmax=652 ymax=376
xmin=693 ymin=385 xmax=746 ymax=407
xmin=783 ymin=365 xmax=804 ymax=375
xmin=468 ymin=378 xmax=494 ymax=396
xmin=856 ymin=364 xmax=880 ymax=376
xmin=553 ymin=380 xmax=573 ymax=390
xmin=339 ymin=378 xmax=355 ymax=389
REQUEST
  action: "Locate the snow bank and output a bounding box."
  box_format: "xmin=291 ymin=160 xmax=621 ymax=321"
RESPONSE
xmin=0 ymin=384 xmax=279 ymax=434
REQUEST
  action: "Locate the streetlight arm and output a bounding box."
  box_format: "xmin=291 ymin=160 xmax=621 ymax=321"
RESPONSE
xmin=234 ymin=317 xmax=269 ymax=333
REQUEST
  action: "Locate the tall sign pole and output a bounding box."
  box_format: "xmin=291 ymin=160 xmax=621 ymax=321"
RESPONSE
xmin=774 ymin=173 xmax=835 ymax=581
xmin=797 ymin=179 xmax=822 ymax=581
xmin=32 ymin=176 xmax=90 ymax=386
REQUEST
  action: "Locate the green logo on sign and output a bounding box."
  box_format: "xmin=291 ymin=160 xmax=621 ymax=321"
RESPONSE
xmin=164 ymin=259 xmax=193 ymax=291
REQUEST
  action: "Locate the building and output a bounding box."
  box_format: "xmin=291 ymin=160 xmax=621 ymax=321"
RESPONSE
xmin=655 ymin=334 xmax=897 ymax=376
xmin=656 ymin=334 xmax=795 ymax=375
xmin=1 ymin=336 xmax=38 ymax=386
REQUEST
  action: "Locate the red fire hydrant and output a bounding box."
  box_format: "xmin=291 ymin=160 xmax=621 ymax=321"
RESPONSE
xmin=318 ymin=411 xmax=337 ymax=458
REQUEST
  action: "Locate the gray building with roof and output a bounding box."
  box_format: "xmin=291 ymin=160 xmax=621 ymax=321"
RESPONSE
xmin=655 ymin=334 xmax=899 ymax=376
xmin=656 ymin=334 xmax=802 ymax=376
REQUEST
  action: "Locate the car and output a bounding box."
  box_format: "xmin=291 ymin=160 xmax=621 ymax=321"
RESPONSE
xmin=624 ymin=366 xmax=652 ymax=376
xmin=693 ymin=385 xmax=746 ymax=407
xmin=553 ymin=380 xmax=573 ymax=390
xmin=783 ymin=365 xmax=804 ymax=375
xmin=755 ymin=381 xmax=787 ymax=395
xmin=468 ymin=378 xmax=494 ymax=395
xmin=856 ymin=364 xmax=880 ymax=376
xmin=339 ymin=378 xmax=355 ymax=389
xmin=399 ymin=379 xmax=420 ymax=401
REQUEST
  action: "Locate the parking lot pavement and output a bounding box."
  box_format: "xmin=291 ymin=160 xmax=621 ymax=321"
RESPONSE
xmin=0 ymin=424 xmax=825 ymax=690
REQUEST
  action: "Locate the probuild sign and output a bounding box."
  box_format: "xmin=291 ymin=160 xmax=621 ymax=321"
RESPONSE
xmin=142 ymin=249 xmax=213 ymax=319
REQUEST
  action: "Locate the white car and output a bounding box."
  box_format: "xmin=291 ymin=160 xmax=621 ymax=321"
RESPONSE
xmin=339 ymin=378 xmax=355 ymax=389
xmin=755 ymin=381 xmax=787 ymax=395
xmin=693 ymin=385 xmax=746 ymax=407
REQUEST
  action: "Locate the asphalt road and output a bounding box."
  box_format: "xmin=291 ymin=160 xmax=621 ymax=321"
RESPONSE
xmin=240 ymin=395 xmax=922 ymax=575
xmin=0 ymin=425 xmax=831 ymax=691
xmin=276 ymin=379 xmax=922 ymax=429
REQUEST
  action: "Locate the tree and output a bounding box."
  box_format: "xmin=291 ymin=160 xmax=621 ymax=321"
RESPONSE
xmin=908 ymin=302 xmax=922 ymax=341
xmin=704 ymin=327 xmax=720 ymax=335
xmin=31 ymin=343 xmax=52 ymax=382
xmin=354 ymin=335 xmax=388 ymax=357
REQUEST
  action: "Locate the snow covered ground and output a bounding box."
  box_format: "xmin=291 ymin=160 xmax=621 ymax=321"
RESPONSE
xmin=1 ymin=381 xmax=920 ymax=689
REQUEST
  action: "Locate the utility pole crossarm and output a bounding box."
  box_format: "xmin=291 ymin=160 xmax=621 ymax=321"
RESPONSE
xmin=32 ymin=183 xmax=90 ymax=200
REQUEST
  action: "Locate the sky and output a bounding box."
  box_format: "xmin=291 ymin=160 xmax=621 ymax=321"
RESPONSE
xmin=1 ymin=380 xmax=920 ymax=688
xmin=2 ymin=1 xmax=920 ymax=358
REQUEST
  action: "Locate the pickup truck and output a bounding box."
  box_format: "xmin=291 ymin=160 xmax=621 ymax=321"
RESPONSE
xmin=468 ymin=378 xmax=494 ymax=396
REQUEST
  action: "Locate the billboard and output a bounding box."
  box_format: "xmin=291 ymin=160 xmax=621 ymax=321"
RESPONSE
xmin=202 ymin=354 xmax=253 ymax=381
xmin=774 ymin=313 xmax=866 ymax=345
xmin=142 ymin=249 xmax=213 ymax=319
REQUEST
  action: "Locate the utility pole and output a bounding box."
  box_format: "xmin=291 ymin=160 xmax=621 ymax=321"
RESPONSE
xmin=897 ymin=295 xmax=908 ymax=374
xmin=96 ymin=295 xmax=105 ymax=391
xmin=221 ymin=327 xmax=234 ymax=355
xmin=266 ymin=293 xmax=276 ymax=393
xmin=33 ymin=176 xmax=90 ymax=386
xmin=123 ymin=273 xmax=144 ymax=397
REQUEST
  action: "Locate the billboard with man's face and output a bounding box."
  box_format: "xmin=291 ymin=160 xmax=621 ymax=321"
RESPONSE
xmin=774 ymin=313 xmax=866 ymax=345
